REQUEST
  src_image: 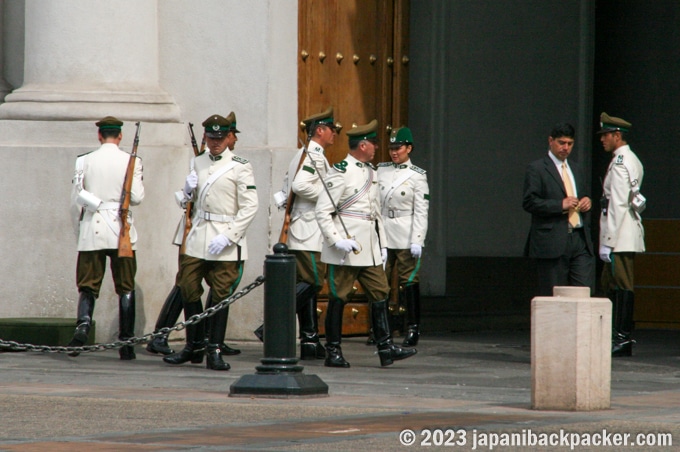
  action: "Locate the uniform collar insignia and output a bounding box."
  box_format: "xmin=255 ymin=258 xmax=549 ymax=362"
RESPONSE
xmin=209 ymin=154 xmax=222 ymax=162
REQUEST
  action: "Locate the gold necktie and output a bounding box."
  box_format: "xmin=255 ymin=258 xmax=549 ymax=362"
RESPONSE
xmin=562 ymin=162 xmax=579 ymax=227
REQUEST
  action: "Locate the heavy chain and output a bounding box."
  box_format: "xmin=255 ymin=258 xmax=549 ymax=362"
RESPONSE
xmin=0 ymin=275 xmax=265 ymax=354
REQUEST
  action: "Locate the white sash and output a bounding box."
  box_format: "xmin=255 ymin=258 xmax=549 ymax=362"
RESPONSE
xmin=185 ymin=160 xmax=239 ymax=241
xmin=381 ymin=169 xmax=416 ymax=214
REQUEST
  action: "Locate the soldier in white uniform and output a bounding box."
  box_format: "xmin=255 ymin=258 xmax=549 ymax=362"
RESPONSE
xmin=163 ymin=113 xmax=258 ymax=371
xmin=68 ymin=116 xmax=144 ymax=360
xmin=315 ymin=120 xmax=417 ymax=368
xmin=597 ymin=112 xmax=645 ymax=357
xmin=262 ymin=107 xmax=336 ymax=359
xmin=377 ymin=127 xmax=430 ymax=346
xmin=147 ymin=112 xmax=243 ymax=358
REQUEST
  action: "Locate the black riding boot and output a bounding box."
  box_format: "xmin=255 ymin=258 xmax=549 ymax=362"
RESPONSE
xmin=146 ymin=285 xmax=183 ymax=355
xmin=205 ymin=292 xmax=231 ymax=371
xmin=324 ymin=297 xmax=349 ymax=368
xmin=372 ymin=299 xmax=417 ymax=367
xmin=402 ymin=283 xmax=421 ymax=347
xmin=612 ymin=289 xmax=635 ymax=357
xmin=163 ymin=300 xmax=205 ymax=365
xmin=118 ymin=291 xmax=136 ymax=360
xmin=365 ymin=300 xmax=377 ymax=345
xmin=205 ymin=289 xmax=240 ymax=355
xmin=68 ymin=290 xmax=96 ymax=357
xmin=296 ymin=283 xmax=325 ymax=360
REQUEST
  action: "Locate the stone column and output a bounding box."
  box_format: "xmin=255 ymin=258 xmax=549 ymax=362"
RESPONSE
xmin=0 ymin=0 xmax=13 ymax=101
xmin=0 ymin=0 xmax=179 ymax=121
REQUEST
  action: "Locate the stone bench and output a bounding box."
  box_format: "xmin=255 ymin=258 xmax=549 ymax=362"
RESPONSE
xmin=0 ymin=318 xmax=96 ymax=348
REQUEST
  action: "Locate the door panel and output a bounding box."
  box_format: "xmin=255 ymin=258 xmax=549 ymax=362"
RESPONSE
xmin=298 ymin=0 xmax=409 ymax=165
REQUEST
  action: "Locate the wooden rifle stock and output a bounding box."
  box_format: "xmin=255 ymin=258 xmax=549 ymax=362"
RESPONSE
xmin=117 ymin=122 xmax=141 ymax=258
xmin=179 ymin=123 xmax=202 ymax=254
xmin=278 ymin=139 xmax=310 ymax=244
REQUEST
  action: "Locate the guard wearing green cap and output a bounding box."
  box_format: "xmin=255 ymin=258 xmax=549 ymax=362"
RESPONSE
xmin=147 ymin=113 xmax=244 ymax=358
xmin=315 ymin=119 xmax=417 ymax=368
xmin=597 ymin=112 xmax=645 ymax=357
xmin=68 ymin=116 xmax=145 ymax=360
xmin=163 ymin=112 xmax=258 ymax=371
xmin=377 ymin=127 xmax=430 ymax=346
xmin=259 ymin=107 xmax=337 ymax=359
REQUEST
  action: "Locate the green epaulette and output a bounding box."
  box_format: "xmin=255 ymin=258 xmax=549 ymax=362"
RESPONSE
xmin=333 ymin=160 xmax=348 ymax=173
xmin=232 ymin=155 xmax=249 ymax=164
xmin=615 ymin=155 xmax=624 ymax=165
xmin=410 ymin=164 xmax=426 ymax=175
xmin=377 ymin=162 xmax=392 ymax=168
xmin=302 ymin=165 xmax=316 ymax=175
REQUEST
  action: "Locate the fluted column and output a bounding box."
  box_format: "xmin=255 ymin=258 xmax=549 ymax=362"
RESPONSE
xmin=0 ymin=0 xmax=179 ymax=122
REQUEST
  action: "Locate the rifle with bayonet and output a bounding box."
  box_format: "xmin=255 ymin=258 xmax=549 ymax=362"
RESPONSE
xmin=118 ymin=122 xmax=141 ymax=258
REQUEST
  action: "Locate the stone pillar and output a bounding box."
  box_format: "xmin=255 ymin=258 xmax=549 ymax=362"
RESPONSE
xmin=0 ymin=0 xmax=179 ymax=121
xmin=0 ymin=0 xmax=13 ymax=101
xmin=531 ymin=286 xmax=611 ymax=411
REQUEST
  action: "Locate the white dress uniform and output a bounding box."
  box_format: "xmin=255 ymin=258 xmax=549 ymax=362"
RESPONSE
xmin=316 ymin=154 xmax=385 ymax=266
xmin=377 ymin=158 xmax=430 ymax=249
xmin=72 ymin=143 xmax=144 ymax=251
xmin=599 ymin=144 xmax=645 ymax=253
xmin=287 ymin=139 xmax=330 ymax=252
xmin=184 ymin=150 xmax=259 ymax=261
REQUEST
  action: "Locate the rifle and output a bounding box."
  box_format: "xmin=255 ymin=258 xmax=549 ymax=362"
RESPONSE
xmin=179 ymin=123 xmax=202 ymax=254
xmin=118 ymin=122 xmax=141 ymax=258
xmin=278 ymin=137 xmax=311 ymax=244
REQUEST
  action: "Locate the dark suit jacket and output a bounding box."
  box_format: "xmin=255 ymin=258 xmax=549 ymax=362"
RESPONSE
xmin=522 ymin=154 xmax=594 ymax=259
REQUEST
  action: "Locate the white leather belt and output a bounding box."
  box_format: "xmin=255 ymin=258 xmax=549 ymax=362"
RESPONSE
xmin=385 ymin=209 xmax=413 ymax=219
xmin=99 ymin=202 xmax=121 ymax=210
xmin=196 ymin=210 xmax=234 ymax=222
xmin=339 ymin=210 xmax=375 ymax=221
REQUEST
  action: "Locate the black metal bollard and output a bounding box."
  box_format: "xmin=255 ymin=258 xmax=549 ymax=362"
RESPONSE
xmin=229 ymin=244 xmax=328 ymax=398
xmin=259 ymin=242 xmax=301 ymax=372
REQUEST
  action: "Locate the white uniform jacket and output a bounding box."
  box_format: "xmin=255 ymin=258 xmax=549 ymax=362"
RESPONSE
xmin=71 ymin=143 xmax=144 ymax=252
xmin=377 ymin=159 xmax=430 ymax=249
xmin=315 ymin=153 xmax=385 ymax=266
xmin=287 ymin=139 xmax=330 ymax=252
xmin=183 ymin=150 xmax=258 ymax=261
xmin=599 ymin=144 xmax=645 ymax=252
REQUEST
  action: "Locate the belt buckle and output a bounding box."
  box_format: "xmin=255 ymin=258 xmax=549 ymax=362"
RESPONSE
xmin=388 ymin=210 xmax=395 ymax=219
xmin=204 ymin=212 xmax=212 ymax=221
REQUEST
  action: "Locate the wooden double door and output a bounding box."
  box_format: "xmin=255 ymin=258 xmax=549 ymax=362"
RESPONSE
xmin=298 ymin=0 xmax=411 ymax=335
xmin=298 ymin=0 xmax=410 ymax=165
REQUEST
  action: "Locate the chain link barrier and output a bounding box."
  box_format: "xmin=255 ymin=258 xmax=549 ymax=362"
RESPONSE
xmin=0 ymin=275 xmax=265 ymax=354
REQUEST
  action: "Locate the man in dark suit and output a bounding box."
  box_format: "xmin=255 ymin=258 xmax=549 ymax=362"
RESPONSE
xmin=523 ymin=123 xmax=595 ymax=296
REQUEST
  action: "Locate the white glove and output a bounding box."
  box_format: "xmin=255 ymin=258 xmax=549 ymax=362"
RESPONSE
xmin=335 ymin=238 xmax=359 ymax=253
xmin=410 ymin=243 xmax=422 ymax=259
xmin=208 ymin=234 xmax=231 ymax=254
xmin=599 ymin=244 xmax=612 ymax=263
xmin=184 ymin=170 xmax=198 ymax=197
xmin=381 ymin=248 xmax=388 ymax=263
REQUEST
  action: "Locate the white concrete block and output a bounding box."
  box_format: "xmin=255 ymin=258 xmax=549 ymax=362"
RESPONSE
xmin=531 ymin=287 xmax=611 ymax=410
